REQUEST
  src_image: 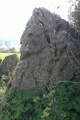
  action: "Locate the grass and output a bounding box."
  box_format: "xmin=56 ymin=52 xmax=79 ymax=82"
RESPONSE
xmin=0 ymin=53 xmax=20 ymax=60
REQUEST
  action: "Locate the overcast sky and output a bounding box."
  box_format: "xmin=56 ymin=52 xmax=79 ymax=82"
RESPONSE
xmin=0 ymin=0 xmax=70 ymax=42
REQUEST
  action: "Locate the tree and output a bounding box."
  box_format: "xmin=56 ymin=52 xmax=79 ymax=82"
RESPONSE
xmin=9 ymin=47 xmax=18 ymax=53
xmin=68 ymin=0 xmax=80 ymax=33
xmin=5 ymin=41 xmax=11 ymax=49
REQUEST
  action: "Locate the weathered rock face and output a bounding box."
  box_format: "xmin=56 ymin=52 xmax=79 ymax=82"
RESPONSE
xmin=0 ymin=54 xmax=19 ymax=75
xmin=7 ymin=8 xmax=80 ymax=92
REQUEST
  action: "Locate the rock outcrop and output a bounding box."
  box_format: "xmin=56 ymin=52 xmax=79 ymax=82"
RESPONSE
xmin=0 ymin=54 xmax=19 ymax=75
xmin=7 ymin=8 xmax=80 ymax=92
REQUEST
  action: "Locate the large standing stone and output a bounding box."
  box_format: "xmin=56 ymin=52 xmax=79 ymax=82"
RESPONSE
xmin=7 ymin=8 xmax=80 ymax=92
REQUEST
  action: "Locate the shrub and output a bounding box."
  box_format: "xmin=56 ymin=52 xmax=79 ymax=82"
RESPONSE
xmin=0 ymin=89 xmax=49 ymax=120
xmin=0 ymin=75 xmax=9 ymax=87
xmin=55 ymin=80 xmax=80 ymax=120
xmin=0 ymin=79 xmax=80 ymax=120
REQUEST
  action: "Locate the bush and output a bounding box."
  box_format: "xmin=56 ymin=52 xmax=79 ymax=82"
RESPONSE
xmin=0 ymin=89 xmax=49 ymax=120
xmin=68 ymin=0 xmax=80 ymax=34
xmin=0 ymin=79 xmax=80 ymax=120
xmin=0 ymin=75 xmax=9 ymax=87
xmin=55 ymin=80 xmax=80 ymax=120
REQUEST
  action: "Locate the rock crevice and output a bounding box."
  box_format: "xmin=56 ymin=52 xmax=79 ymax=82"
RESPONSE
xmin=7 ymin=8 xmax=80 ymax=92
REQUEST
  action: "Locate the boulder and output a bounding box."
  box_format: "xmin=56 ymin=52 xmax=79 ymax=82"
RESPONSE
xmin=7 ymin=8 xmax=80 ymax=92
xmin=0 ymin=54 xmax=19 ymax=76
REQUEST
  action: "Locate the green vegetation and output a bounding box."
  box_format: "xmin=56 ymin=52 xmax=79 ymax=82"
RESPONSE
xmin=68 ymin=0 xmax=80 ymax=33
xmin=0 ymin=52 xmax=20 ymax=60
xmin=0 ymin=76 xmax=80 ymax=120
xmin=55 ymin=81 xmax=80 ymax=120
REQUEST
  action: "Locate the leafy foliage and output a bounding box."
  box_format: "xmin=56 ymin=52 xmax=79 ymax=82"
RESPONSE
xmin=0 ymin=89 xmax=49 ymax=120
xmin=0 ymin=79 xmax=80 ymax=120
xmin=55 ymin=81 xmax=80 ymax=120
xmin=68 ymin=0 xmax=80 ymax=33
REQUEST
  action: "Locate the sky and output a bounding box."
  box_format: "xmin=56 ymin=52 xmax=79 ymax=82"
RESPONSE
xmin=0 ymin=0 xmax=71 ymax=43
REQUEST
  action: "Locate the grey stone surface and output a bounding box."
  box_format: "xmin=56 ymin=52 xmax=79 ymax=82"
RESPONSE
xmin=7 ymin=8 xmax=80 ymax=92
xmin=0 ymin=54 xmax=19 ymax=75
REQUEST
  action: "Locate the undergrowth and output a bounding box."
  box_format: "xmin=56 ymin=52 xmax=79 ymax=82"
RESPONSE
xmin=0 ymin=78 xmax=80 ymax=120
xmin=0 ymin=75 xmax=9 ymax=87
